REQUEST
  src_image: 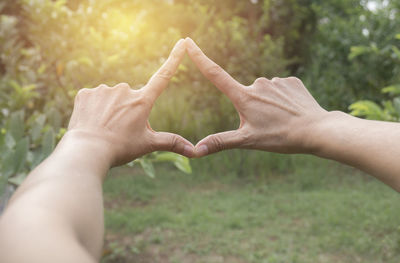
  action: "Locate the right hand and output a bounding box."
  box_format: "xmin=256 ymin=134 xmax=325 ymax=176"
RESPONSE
xmin=185 ymin=38 xmax=328 ymax=157
xmin=67 ymin=39 xmax=195 ymax=166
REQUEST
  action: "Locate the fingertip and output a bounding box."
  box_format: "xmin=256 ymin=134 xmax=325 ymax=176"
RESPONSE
xmin=194 ymin=144 xmax=209 ymax=158
xmin=184 ymin=37 xmax=192 ymax=44
xmin=183 ymin=144 xmax=196 ymax=158
xmin=152 ymin=132 xmax=196 ymax=158
xmin=185 ymin=37 xmax=196 ymax=50
xmin=176 ymin=38 xmax=184 ymax=46
xmin=170 ymin=39 xmax=184 ymax=54
xmin=184 ymin=38 xmax=190 ymax=49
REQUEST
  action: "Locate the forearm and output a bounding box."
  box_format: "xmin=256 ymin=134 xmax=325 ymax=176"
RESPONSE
xmin=0 ymin=131 xmax=112 ymax=262
xmin=312 ymin=111 xmax=400 ymax=191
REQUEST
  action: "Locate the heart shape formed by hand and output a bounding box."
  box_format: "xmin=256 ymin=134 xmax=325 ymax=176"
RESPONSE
xmin=151 ymin=38 xmax=324 ymax=158
xmin=70 ymin=37 xmax=324 ymax=165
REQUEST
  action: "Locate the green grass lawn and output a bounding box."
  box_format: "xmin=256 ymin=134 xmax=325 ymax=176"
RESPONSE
xmin=102 ymin=153 xmax=400 ymax=263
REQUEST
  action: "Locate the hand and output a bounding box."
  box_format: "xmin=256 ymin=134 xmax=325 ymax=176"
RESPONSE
xmin=67 ymin=39 xmax=195 ymax=166
xmin=185 ymin=38 xmax=328 ymax=157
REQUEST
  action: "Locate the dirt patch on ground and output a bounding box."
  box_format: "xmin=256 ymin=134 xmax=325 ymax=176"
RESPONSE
xmin=102 ymin=229 xmax=247 ymax=263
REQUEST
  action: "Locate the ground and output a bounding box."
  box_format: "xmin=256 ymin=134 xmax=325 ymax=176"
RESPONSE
xmin=101 ymin=155 xmax=400 ymax=263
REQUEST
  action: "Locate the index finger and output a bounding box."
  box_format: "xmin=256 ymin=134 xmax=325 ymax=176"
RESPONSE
xmin=185 ymin=37 xmax=244 ymax=101
xmin=144 ymin=39 xmax=186 ymax=101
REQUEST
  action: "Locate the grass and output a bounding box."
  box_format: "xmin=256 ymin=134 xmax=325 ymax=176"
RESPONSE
xmin=102 ymin=152 xmax=400 ymax=263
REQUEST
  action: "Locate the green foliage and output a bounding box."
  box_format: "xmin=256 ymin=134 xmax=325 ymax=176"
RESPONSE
xmin=301 ymin=0 xmax=400 ymax=110
xmin=349 ymin=89 xmax=400 ymax=122
xmin=127 ymin=152 xmax=192 ymax=178
xmin=0 ymin=108 xmax=64 ymax=188
xmin=349 ymin=33 xmax=400 ymax=121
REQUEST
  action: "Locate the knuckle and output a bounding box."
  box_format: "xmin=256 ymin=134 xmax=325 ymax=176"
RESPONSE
xmin=210 ymin=135 xmax=224 ymax=152
xmin=254 ymin=77 xmax=270 ymax=86
xmin=238 ymin=129 xmax=251 ymax=147
xmin=287 ymin=76 xmax=300 ymax=82
xmin=235 ymin=89 xmax=250 ymax=105
xmin=191 ymin=49 xmax=203 ymax=59
xmin=148 ymin=132 xmax=157 ymax=152
xmin=77 ymin=88 xmax=90 ymax=97
xmin=271 ymin=77 xmax=281 ymax=83
xmin=205 ymin=65 xmax=222 ymax=78
xmin=136 ymin=91 xmax=152 ymax=107
xmin=169 ymin=135 xmax=181 ymax=152
xmin=115 ymin=82 xmax=130 ymax=90
xmin=97 ymin=84 xmax=108 ymax=89
xmin=157 ymin=68 xmax=174 ymax=80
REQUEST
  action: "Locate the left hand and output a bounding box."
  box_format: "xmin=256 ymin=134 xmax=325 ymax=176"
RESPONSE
xmin=67 ymin=39 xmax=195 ymax=166
xmin=184 ymin=38 xmax=327 ymax=157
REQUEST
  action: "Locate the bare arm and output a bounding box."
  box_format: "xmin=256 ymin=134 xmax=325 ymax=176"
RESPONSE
xmin=185 ymin=38 xmax=400 ymax=192
xmin=0 ymin=39 xmax=194 ymax=263
xmin=311 ymin=111 xmax=400 ymax=190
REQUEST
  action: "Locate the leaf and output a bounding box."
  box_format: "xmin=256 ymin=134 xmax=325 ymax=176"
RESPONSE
xmin=382 ymin=84 xmax=400 ymax=96
xmin=30 ymin=114 xmax=46 ymax=143
xmin=30 ymin=129 xmax=55 ymax=168
xmin=8 ymin=111 xmax=25 ymax=141
xmin=396 ymin=34 xmax=400 ymax=40
xmin=0 ymin=137 xmax=29 ymax=180
xmin=153 ymin=152 xmax=180 ymax=162
xmin=41 ymin=128 xmax=55 ymax=159
xmin=56 ymin=128 xmax=67 ymax=140
xmin=8 ymin=173 xmax=27 ymax=187
xmin=154 ymin=152 xmax=192 ymax=174
xmin=173 ymin=155 xmax=192 ymax=174
xmin=0 ymin=173 xmax=8 ymax=196
xmin=139 ymin=159 xmax=155 ymax=178
xmin=13 ymin=137 xmax=29 ymax=174
xmin=0 ymin=151 xmax=15 ymax=178
xmin=126 ymin=161 xmax=136 ymax=167
xmin=392 ymin=46 xmax=400 ymax=59
xmin=4 ymin=132 xmax=16 ymax=149
xmin=31 ymin=148 xmax=44 ymax=169
xmin=46 ymin=108 xmax=62 ymax=132
xmin=393 ymin=97 xmax=400 ymax=117
xmin=348 ymin=46 xmax=371 ymax=60
xmin=349 ymin=100 xmax=387 ymax=120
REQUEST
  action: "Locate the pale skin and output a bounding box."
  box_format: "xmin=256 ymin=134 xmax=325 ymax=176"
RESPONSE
xmin=0 ymin=37 xmax=399 ymax=262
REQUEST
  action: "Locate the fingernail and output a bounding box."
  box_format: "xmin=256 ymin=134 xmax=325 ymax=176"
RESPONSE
xmin=183 ymin=145 xmax=194 ymax=158
xmin=196 ymin=145 xmax=208 ymax=157
xmin=184 ymin=39 xmax=191 ymax=49
xmin=175 ymin=38 xmax=184 ymax=47
xmin=185 ymin=37 xmax=195 ymax=47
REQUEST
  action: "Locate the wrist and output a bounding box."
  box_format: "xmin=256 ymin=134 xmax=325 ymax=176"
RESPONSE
xmin=307 ymin=110 xmax=350 ymax=157
xmin=54 ymin=130 xmax=114 ymax=176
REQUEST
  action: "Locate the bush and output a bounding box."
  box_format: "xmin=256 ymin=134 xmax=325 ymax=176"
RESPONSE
xmin=349 ymin=34 xmax=400 ymax=121
xmin=300 ymin=0 xmax=400 ymax=110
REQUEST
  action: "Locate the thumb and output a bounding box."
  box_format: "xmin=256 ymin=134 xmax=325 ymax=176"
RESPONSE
xmin=195 ymin=130 xmax=245 ymax=157
xmin=151 ymin=132 xmax=195 ymax=158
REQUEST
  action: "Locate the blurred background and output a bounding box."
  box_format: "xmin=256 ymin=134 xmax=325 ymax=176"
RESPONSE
xmin=1 ymin=0 xmax=400 ymax=262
